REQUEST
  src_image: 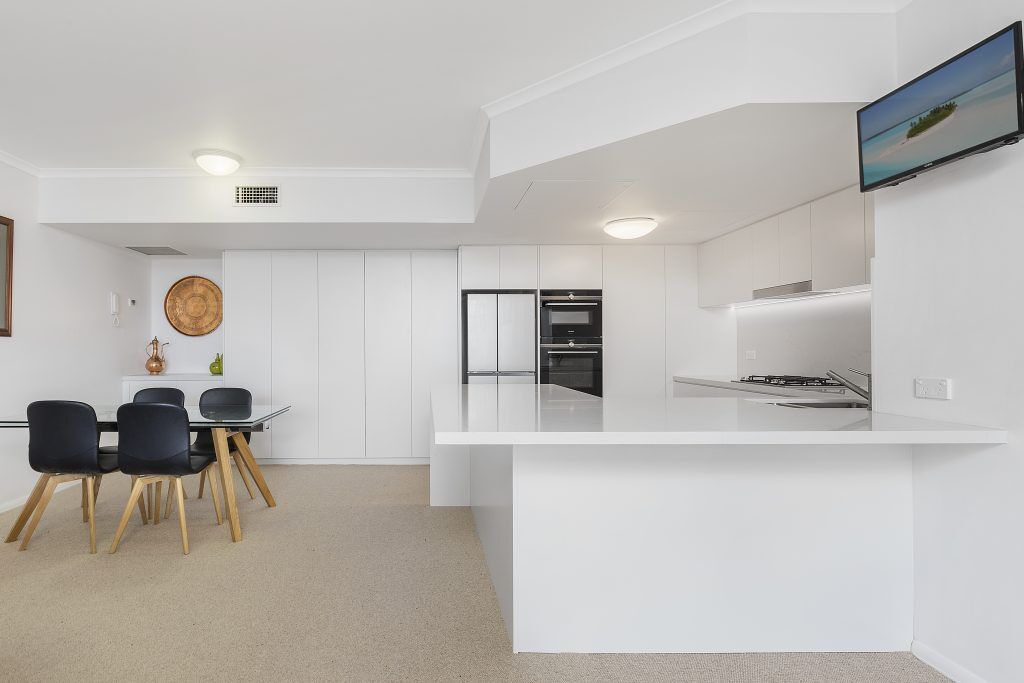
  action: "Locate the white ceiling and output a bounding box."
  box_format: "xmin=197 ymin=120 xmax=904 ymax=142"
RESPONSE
xmin=0 ymin=0 xmax=727 ymax=170
xmin=55 ymin=103 xmax=864 ymax=254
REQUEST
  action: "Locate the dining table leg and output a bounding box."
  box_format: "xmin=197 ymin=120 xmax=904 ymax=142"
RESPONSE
xmin=213 ymin=427 xmax=242 ymax=542
xmin=231 ymin=432 xmax=276 ymax=507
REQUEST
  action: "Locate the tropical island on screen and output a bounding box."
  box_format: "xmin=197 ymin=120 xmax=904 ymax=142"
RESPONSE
xmin=859 ymin=28 xmax=1019 ymax=187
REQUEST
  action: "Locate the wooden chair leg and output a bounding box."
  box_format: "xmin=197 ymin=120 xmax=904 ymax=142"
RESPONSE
xmin=85 ymin=476 xmax=97 ymax=554
xmin=93 ymin=475 xmax=103 ymax=505
xmin=206 ymin=465 xmax=223 ymax=525
xmin=81 ymin=479 xmax=89 ymax=522
xmin=110 ymin=478 xmax=146 ymax=553
xmin=19 ymin=476 xmax=60 ymax=551
xmin=131 ymin=476 xmax=148 ymax=525
xmin=233 ymin=452 xmax=256 ymax=500
xmin=5 ymin=473 xmax=50 ymax=543
xmin=153 ymin=481 xmax=163 ymax=526
xmin=175 ymin=478 xmax=189 ymax=555
xmin=197 ymin=470 xmax=206 ymax=499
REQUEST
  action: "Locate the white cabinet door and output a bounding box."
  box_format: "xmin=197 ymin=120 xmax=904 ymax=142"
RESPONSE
xmin=746 ymin=216 xmax=781 ymax=292
xmin=460 ymin=246 xmax=499 ymax=290
xmin=698 ymin=229 xmax=752 ymax=307
xmin=365 ymin=251 xmax=413 ymax=459
xmin=810 ymin=186 xmax=867 ymax=290
xmin=779 ymin=204 xmax=812 ymax=284
xmin=411 ymin=251 xmax=458 ymax=460
xmin=271 ymin=252 xmax=318 ymax=460
xmin=603 ymin=246 xmax=666 ymax=399
xmin=318 ymin=251 xmax=365 ymax=460
xmin=539 ymin=245 xmax=603 ymax=289
xmin=499 ymin=245 xmax=538 ymax=289
xmin=223 ymin=251 xmax=273 ymax=459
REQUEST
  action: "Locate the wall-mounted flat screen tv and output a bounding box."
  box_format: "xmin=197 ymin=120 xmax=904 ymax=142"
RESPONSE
xmin=858 ymin=22 xmax=1024 ymax=192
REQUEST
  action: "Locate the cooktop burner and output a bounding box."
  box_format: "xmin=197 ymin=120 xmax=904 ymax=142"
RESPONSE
xmin=740 ymin=375 xmax=843 ymax=387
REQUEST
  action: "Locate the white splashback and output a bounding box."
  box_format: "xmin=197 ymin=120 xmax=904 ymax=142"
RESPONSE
xmin=736 ymin=292 xmax=871 ymax=378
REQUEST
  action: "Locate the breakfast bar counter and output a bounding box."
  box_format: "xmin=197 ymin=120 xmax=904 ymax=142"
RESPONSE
xmin=429 ymin=384 xmax=1005 ymax=654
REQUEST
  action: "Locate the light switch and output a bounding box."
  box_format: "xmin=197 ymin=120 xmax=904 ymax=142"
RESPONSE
xmin=915 ymin=377 xmax=952 ymax=400
xmin=745 ymin=350 xmax=757 ymax=360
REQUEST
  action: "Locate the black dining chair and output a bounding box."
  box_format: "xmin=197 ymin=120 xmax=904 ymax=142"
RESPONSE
xmin=109 ymin=403 xmax=223 ymax=555
xmin=133 ymin=387 xmax=185 ymax=406
xmin=4 ymin=401 xmax=118 ymax=553
xmin=132 ymin=387 xmax=187 ymax=521
xmin=191 ymin=388 xmax=261 ymax=505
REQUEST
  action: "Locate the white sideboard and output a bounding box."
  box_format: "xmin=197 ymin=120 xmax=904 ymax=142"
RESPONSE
xmin=121 ymin=374 xmax=225 ymax=405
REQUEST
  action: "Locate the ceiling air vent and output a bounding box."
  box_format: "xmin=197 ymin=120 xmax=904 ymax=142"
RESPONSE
xmin=126 ymin=246 xmax=186 ymax=256
xmin=234 ymin=185 xmax=279 ymax=206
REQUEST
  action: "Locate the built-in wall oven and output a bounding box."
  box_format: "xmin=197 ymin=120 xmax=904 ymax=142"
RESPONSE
xmin=540 ymin=342 xmax=603 ymax=397
xmin=539 ymin=290 xmax=602 ymax=397
xmin=539 ymin=290 xmax=602 ymax=341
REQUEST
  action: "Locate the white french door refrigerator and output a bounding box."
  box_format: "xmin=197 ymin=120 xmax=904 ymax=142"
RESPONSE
xmin=464 ymin=292 xmax=537 ymax=384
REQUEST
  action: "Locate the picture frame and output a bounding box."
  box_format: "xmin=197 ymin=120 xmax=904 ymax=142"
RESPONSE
xmin=0 ymin=216 xmax=12 ymax=337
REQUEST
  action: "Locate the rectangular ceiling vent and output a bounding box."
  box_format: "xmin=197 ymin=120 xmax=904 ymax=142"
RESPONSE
xmin=126 ymin=246 xmax=186 ymax=256
xmin=234 ymin=185 xmax=279 ymax=206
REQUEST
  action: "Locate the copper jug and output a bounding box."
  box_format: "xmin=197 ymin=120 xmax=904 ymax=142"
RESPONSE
xmin=145 ymin=337 xmax=170 ymax=375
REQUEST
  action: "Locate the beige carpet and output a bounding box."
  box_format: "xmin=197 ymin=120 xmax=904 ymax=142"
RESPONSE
xmin=0 ymin=465 xmax=947 ymax=682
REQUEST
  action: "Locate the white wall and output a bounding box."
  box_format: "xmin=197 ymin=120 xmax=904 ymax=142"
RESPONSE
xmin=874 ymin=3 xmax=1024 ymax=681
xmin=149 ymin=257 xmax=223 ymax=374
xmin=665 ymin=245 xmax=737 ymax=388
xmin=736 ymin=292 xmax=871 ymax=378
xmin=0 ymin=160 xmax=149 ymax=511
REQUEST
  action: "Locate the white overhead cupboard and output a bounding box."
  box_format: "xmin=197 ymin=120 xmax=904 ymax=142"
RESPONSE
xmin=224 ymin=250 xmax=458 ymax=462
xmin=698 ymin=185 xmax=874 ymax=307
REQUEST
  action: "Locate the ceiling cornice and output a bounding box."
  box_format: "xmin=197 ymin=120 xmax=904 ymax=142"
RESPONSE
xmin=0 ymin=148 xmax=41 ymax=177
xmin=481 ymin=0 xmax=909 ymax=118
xmin=36 ymin=166 xmax=472 ymax=180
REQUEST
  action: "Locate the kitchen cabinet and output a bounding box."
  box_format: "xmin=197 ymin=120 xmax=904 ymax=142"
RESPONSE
xmin=318 ymin=251 xmax=365 ymax=459
xmin=271 ymin=252 xmax=319 ymax=460
xmin=539 ymin=245 xmax=603 ymax=289
xmin=697 ymin=185 xmax=868 ymax=307
xmin=223 ymin=251 xmax=272 ymax=459
xmin=498 ymin=245 xmax=538 ymax=289
xmin=747 ymin=216 xmax=782 ymax=292
xmin=364 ymin=251 xmax=413 ymax=459
xmin=460 ymin=246 xmax=499 ymax=289
xmin=779 ymin=204 xmax=812 ymax=284
xmin=603 ymin=246 xmax=666 ymax=399
xmin=698 ymin=228 xmax=752 ymax=307
xmin=810 ymin=186 xmax=868 ymax=291
xmin=411 ymin=251 xmax=459 ymax=460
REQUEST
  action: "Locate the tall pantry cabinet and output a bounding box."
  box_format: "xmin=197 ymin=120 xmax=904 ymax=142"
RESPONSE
xmin=223 ymin=250 xmax=458 ymax=461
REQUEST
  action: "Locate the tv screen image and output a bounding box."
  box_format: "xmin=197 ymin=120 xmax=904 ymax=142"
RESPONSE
xmin=858 ymin=23 xmax=1024 ymax=190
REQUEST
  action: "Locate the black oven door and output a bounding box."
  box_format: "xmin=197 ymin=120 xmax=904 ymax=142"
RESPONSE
xmin=540 ymin=345 xmax=603 ymax=397
xmin=539 ymin=291 xmax=602 ymax=341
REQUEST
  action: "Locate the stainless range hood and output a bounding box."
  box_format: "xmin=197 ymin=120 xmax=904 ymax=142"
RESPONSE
xmin=751 ymin=280 xmax=829 ymax=300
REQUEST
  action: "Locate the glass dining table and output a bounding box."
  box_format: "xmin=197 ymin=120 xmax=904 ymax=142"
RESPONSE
xmin=1 ymin=404 xmax=290 ymax=542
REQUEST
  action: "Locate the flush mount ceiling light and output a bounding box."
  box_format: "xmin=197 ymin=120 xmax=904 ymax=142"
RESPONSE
xmin=604 ymin=217 xmax=658 ymax=240
xmin=192 ymin=149 xmax=242 ymax=176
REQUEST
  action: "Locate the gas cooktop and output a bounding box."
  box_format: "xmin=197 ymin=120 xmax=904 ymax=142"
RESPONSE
xmin=739 ymin=375 xmax=843 ymax=387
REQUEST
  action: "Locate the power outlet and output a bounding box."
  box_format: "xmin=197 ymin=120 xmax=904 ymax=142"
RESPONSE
xmin=745 ymin=350 xmax=757 ymax=360
xmin=915 ymin=378 xmax=953 ymax=400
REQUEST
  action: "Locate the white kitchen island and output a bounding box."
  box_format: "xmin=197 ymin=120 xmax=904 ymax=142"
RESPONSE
xmin=430 ymin=384 xmax=1006 ymax=654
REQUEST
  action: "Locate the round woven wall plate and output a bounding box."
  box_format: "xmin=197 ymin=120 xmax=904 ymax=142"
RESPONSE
xmin=164 ymin=276 xmax=223 ymax=336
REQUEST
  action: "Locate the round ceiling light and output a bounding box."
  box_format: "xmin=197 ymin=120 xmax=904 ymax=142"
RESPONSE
xmin=604 ymin=217 xmax=658 ymax=240
xmin=192 ymin=149 xmax=242 ymax=176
